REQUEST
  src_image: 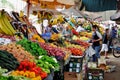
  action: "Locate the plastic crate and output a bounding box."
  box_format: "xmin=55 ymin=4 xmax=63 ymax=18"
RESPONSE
xmin=86 ymin=68 xmax=104 ymax=80
xmin=64 ymin=56 xmax=84 ymax=73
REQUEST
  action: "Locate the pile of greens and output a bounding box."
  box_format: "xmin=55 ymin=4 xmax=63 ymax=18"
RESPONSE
xmin=17 ymin=39 xmax=47 ymax=56
xmin=36 ymin=55 xmax=59 ymax=74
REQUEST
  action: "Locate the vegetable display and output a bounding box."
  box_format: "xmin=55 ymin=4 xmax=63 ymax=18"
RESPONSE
xmin=17 ymin=39 xmax=47 ymax=56
xmin=39 ymin=43 xmax=65 ymax=60
xmin=36 ymin=55 xmax=59 ymax=73
xmin=0 ymin=33 xmax=15 ymax=41
xmin=66 ymin=43 xmax=85 ymax=52
xmin=50 ymin=33 xmax=60 ymax=41
xmin=71 ymin=40 xmax=90 ymax=48
xmin=0 ymin=76 xmax=30 ymax=80
xmin=0 ymin=50 xmax=19 ymax=71
xmin=30 ymin=34 xmax=45 ymax=43
xmin=17 ymin=60 xmax=47 ymax=79
xmin=0 ymin=66 xmax=8 ymax=75
xmin=68 ymin=47 xmax=83 ymax=56
xmin=11 ymin=71 xmax=42 ymax=80
xmin=0 ymin=43 xmax=34 ymax=62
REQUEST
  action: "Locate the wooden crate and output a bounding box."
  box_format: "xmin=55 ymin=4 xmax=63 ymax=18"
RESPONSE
xmin=64 ymin=72 xmax=83 ymax=80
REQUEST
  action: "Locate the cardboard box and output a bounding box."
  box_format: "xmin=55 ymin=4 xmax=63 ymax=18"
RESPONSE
xmin=64 ymin=72 xmax=83 ymax=80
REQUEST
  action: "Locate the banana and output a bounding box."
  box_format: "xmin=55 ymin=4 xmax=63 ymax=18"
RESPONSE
xmin=0 ymin=11 xmax=15 ymax=35
xmin=0 ymin=17 xmax=11 ymax=35
xmin=0 ymin=27 xmax=4 ymax=34
xmin=2 ymin=13 xmax=16 ymax=35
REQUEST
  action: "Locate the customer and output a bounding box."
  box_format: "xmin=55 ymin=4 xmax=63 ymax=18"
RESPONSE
xmin=108 ymin=26 xmax=117 ymax=51
xmin=91 ymin=25 xmax=102 ymax=62
xmin=62 ymin=26 xmax=73 ymax=41
xmin=100 ymin=28 xmax=109 ymax=59
xmin=111 ymin=26 xmax=117 ymax=38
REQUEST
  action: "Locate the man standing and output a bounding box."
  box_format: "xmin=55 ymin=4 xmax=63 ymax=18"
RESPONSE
xmin=92 ymin=25 xmax=102 ymax=62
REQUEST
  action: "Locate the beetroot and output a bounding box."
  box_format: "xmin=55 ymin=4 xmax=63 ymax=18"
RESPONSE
xmin=39 ymin=43 xmax=65 ymax=60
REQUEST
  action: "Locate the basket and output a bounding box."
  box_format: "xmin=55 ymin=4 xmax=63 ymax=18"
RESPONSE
xmin=64 ymin=56 xmax=84 ymax=73
xmin=86 ymin=68 xmax=104 ymax=80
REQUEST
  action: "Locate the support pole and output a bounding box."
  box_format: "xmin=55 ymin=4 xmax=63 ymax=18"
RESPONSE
xmin=27 ymin=0 xmax=30 ymax=17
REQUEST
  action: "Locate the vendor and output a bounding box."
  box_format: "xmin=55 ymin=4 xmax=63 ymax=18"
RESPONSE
xmin=76 ymin=24 xmax=85 ymax=32
xmin=45 ymin=24 xmax=52 ymax=33
xmin=51 ymin=25 xmax=59 ymax=34
xmin=62 ymin=26 xmax=73 ymax=41
xmin=91 ymin=25 xmax=102 ymax=62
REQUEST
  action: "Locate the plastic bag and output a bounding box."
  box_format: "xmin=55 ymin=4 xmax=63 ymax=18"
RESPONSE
xmin=86 ymin=46 xmax=96 ymax=57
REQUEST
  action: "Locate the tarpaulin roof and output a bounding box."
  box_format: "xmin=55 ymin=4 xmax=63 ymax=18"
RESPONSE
xmin=24 ymin=4 xmax=62 ymax=15
xmin=61 ymin=7 xmax=83 ymax=17
xmin=23 ymin=0 xmax=75 ymax=5
xmin=23 ymin=0 xmax=74 ymax=10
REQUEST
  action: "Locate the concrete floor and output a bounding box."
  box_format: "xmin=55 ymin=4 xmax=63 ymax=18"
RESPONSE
xmin=104 ymin=54 xmax=120 ymax=80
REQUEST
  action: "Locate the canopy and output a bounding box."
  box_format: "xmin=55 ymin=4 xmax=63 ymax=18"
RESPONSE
xmin=23 ymin=0 xmax=74 ymax=7
xmin=23 ymin=0 xmax=74 ymax=16
xmin=61 ymin=7 xmax=83 ymax=17
xmin=24 ymin=4 xmax=62 ymax=15
xmin=23 ymin=0 xmax=75 ymax=5
xmin=81 ymin=11 xmax=103 ymax=21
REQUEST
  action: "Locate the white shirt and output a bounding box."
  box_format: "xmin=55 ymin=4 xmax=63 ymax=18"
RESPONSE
xmin=76 ymin=26 xmax=85 ymax=32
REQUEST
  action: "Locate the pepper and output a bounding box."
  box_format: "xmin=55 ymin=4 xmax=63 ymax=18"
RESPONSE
xmin=40 ymin=72 xmax=47 ymax=79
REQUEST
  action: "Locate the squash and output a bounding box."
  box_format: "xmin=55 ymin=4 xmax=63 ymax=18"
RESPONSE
xmin=32 ymin=34 xmax=45 ymax=43
xmin=50 ymin=33 xmax=60 ymax=41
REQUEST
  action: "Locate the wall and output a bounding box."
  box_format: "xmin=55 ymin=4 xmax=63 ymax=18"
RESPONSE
xmin=82 ymin=0 xmax=117 ymax=12
xmin=95 ymin=10 xmax=116 ymax=21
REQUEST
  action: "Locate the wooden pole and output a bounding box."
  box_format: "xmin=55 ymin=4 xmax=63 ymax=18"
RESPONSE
xmin=27 ymin=0 xmax=30 ymax=17
xmin=117 ymin=0 xmax=120 ymax=11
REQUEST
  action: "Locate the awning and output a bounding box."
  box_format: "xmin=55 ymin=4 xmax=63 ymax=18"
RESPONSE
xmin=61 ymin=7 xmax=83 ymax=17
xmin=24 ymin=5 xmax=62 ymax=15
xmin=23 ymin=0 xmax=74 ymax=5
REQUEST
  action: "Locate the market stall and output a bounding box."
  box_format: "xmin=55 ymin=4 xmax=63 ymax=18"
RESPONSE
xmin=0 ymin=7 xmax=93 ymax=79
xmin=0 ymin=0 xmax=113 ymax=79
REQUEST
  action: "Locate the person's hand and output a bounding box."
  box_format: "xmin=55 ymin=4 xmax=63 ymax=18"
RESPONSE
xmin=64 ymin=34 xmax=68 ymax=36
xmin=92 ymin=40 xmax=96 ymax=43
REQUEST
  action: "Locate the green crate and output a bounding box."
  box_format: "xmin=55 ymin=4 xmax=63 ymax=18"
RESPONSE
xmin=87 ymin=68 xmax=104 ymax=80
xmin=64 ymin=56 xmax=84 ymax=73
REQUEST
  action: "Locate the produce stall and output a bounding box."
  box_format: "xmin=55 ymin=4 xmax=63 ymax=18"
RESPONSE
xmin=0 ymin=4 xmax=107 ymax=79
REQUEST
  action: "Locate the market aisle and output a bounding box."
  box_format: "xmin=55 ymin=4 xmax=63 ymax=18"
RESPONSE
xmin=104 ymin=54 xmax=120 ymax=80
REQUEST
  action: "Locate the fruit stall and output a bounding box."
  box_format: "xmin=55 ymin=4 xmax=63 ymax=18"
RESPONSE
xmin=0 ymin=5 xmax=110 ymax=80
xmin=0 ymin=8 xmax=93 ymax=80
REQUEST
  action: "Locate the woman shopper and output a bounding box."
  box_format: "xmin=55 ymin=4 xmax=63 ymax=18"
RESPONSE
xmin=100 ymin=28 xmax=109 ymax=59
xmin=91 ymin=25 xmax=102 ymax=62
